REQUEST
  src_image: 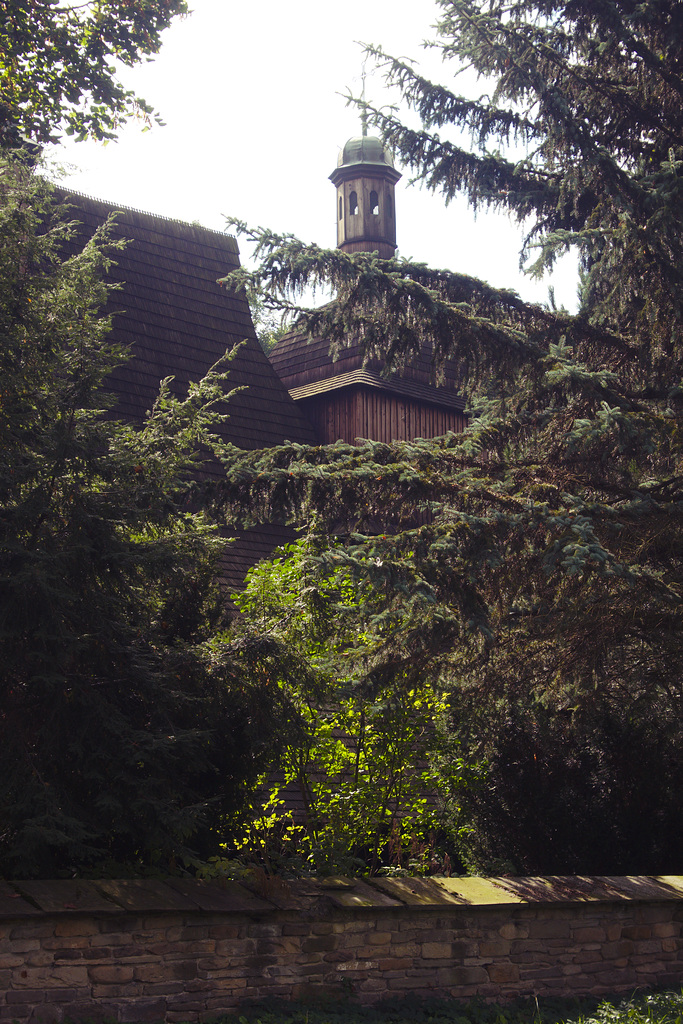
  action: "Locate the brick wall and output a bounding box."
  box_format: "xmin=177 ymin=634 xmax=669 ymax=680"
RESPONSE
xmin=1 ymin=876 xmax=682 ymax=1023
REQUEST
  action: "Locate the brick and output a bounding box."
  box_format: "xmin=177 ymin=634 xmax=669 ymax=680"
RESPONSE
xmin=499 ymin=923 xmax=529 ymax=940
xmin=6 ymin=991 xmax=46 ymax=1005
xmin=635 ymin=940 xmax=666 ymax=955
xmin=388 ymin=975 xmax=432 ymax=990
xmin=243 ymin=954 xmax=279 ymax=969
xmin=214 ymin=938 xmax=255 ymax=956
xmin=9 ymin=924 xmax=55 ymax=941
xmin=653 ymin=922 xmax=678 ymax=938
xmin=0 ymin=1008 xmax=30 ymax=1021
xmin=602 ymin=940 xmax=634 ymax=959
xmin=377 ymin=957 xmax=414 ymax=971
xmin=311 ymin=923 xmax=334 ymax=935
xmin=421 ymin=928 xmax=452 ymax=942
xmin=89 ymin=964 xmax=134 ymax=984
xmin=180 ymin=939 xmax=215 ymax=954
xmin=301 ymin=935 xmax=336 ymax=953
xmin=54 ymin=919 xmax=99 ymax=938
xmin=257 ymin=938 xmax=301 ymax=955
xmin=487 ymin=963 xmax=520 ymax=983
xmin=98 ymin=916 xmax=139 ymax=933
xmin=637 ymin=907 xmax=671 ymax=924
xmin=527 ymin=922 xmax=571 ymax=939
xmin=166 ymin=999 xmax=206 ymax=1014
xmin=290 ymin=982 xmax=344 ymax=1002
xmin=634 ymin=961 xmax=665 ymax=974
xmin=24 ymin=952 xmax=54 ymax=968
xmin=91 ymin=983 xmax=139 ymax=998
xmin=119 ymin=997 xmax=167 ymax=1022
xmin=4 ymin=941 xmax=40 ymax=954
xmin=479 ymin=940 xmax=510 ymax=956
xmin=90 ymin=932 xmax=134 ymax=946
xmin=16 ymin=966 xmax=88 ymax=988
xmin=29 ymin=1004 xmax=63 ymax=1024
xmin=185 ymin=978 xmax=215 ymax=993
xmin=208 ymin=924 xmax=240 ymax=939
xmin=109 ymin=944 xmax=149 ymax=959
xmin=42 ymin=939 xmax=88 ymax=954
xmin=438 ymin=965 xmax=490 ymax=986
xmin=382 ymin=942 xmax=420 ymax=958
xmin=573 ymin=927 xmax=607 ymax=943
xmin=247 ymin=923 xmax=280 ymax=939
xmin=43 ymin=988 xmax=89 ymax=1003
xmin=358 ymin=978 xmax=389 ymax=992
xmin=336 ymin=960 xmax=378 ymax=972
xmin=422 ymin=942 xmax=452 ymax=959
xmin=281 ymin=923 xmax=310 ymax=936
xmin=82 ymin=947 xmax=110 ymax=959
xmin=133 ymin=961 xmax=196 ymax=983
xmin=54 ymin=1003 xmax=113 ymax=1024
xmin=0 ymin=954 xmax=26 ymax=969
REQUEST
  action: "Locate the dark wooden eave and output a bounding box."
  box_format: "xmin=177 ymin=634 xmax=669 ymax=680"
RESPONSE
xmin=288 ymin=368 xmax=465 ymax=412
xmin=269 ymin=327 xmax=463 ymax=403
xmin=269 ymin=327 xmax=466 ymax=444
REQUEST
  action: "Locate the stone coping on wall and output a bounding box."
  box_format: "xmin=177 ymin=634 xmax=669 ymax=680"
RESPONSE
xmin=1 ymin=874 xmax=682 ymax=918
xmin=2 ymin=875 xmax=683 ymax=1021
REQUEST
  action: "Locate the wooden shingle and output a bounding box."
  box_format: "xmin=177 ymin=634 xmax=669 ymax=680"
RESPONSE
xmin=61 ymin=191 xmax=318 ymax=589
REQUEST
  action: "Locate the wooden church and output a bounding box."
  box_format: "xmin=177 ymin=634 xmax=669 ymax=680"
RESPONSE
xmin=63 ymin=128 xmax=465 ymax=584
xmin=268 ymin=127 xmax=466 ymax=444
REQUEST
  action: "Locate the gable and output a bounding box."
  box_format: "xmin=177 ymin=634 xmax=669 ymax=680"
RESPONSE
xmin=61 ymin=191 xmax=318 ymax=451
xmin=60 ymin=191 xmax=318 ymax=591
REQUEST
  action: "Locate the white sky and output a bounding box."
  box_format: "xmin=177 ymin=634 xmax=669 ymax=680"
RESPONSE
xmin=48 ymin=0 xmax=578 ymax=311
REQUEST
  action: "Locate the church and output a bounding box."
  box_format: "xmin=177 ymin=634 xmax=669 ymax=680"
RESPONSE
xmin=269 ymin=128 xmax=466 ymax=443
xmin=64 ymin=129 xmax=465 ymax=585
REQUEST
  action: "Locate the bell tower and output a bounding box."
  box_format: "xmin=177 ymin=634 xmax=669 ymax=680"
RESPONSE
xmin=329 ymin=123 xmax=401 ymax=260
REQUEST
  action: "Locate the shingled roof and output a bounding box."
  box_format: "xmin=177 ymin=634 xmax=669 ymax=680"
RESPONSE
xmin=61 ymin=191 xmax=318 ymax=588
xmin=269 ymin=329 xmax=466 ymax=412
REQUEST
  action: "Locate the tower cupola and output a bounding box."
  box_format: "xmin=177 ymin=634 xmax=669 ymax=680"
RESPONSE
xmin=329 ymin=128 xmax=401 ymax=260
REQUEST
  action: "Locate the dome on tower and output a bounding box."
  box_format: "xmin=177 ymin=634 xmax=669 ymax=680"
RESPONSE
xmin=337 ymin=134 xmax=395 ymax=169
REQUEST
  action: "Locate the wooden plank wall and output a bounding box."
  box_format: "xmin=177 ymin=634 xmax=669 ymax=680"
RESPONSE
xmin=302 ymin=388 xmax=467 ymax=444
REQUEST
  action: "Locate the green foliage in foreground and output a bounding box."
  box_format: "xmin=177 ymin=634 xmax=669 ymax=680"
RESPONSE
xmin=218 ymin=0 xmax=683 ymax=876
xmin=223 ymin=540 xmax=459 ymax=877
xmin=0 ymin=158 xmax=287 ymax=878
xmin=218 ymin=990 xmax=683 ymax=1024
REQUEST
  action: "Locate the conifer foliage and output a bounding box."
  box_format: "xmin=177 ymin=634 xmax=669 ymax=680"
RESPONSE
xmin=0 ymin=160 xmax=282 ymax=877
xmin=221 ymin=1 xmax=683 ymax=872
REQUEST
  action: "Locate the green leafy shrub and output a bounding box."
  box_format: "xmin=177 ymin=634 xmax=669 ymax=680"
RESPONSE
xmin=225 ymin=540 xmax=456 ymax=876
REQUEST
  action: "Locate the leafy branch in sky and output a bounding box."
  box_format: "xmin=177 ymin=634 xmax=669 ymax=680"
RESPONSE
xmin=0 ymin=0 xmax=188 ymax=144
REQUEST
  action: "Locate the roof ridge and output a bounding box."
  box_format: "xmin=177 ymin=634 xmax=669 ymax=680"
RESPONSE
xmin=58 ymin=186 xmax=235 ymax=243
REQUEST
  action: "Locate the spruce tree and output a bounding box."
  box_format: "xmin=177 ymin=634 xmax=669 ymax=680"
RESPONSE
xmin=220 ymin=1 xmax=683 ymax=873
